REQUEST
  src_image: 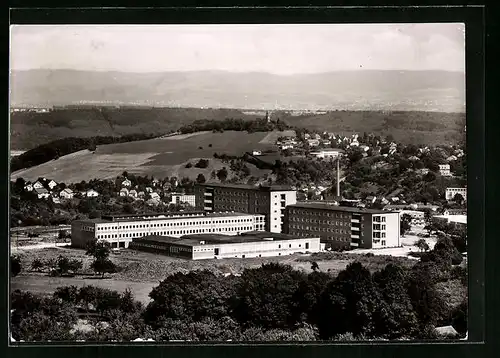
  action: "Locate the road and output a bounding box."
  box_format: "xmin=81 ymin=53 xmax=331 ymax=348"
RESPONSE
xmin=11 ymin=242 xmax=69 ymax=252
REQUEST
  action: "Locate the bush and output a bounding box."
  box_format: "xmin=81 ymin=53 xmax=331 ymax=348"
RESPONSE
xmin=11 ymin=255 xmax=21 ymax=277
xmin=185 ymin=162 xmax=193 ymax=168
xmin=194 ymin=159 xmax=209 ymax=168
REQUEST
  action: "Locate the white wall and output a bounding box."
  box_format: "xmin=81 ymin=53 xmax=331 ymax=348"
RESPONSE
xmin=92 ymin=214 xmax=264 ymax=248
xmin=191 ymin=237 xmax=320 ymax=260
xmin=269 ymin=191 xmax=297 ymax=233
xmin=371 ymin=212 xmax=400 ymax=249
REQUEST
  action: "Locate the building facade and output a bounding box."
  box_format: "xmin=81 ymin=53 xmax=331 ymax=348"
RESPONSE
xmin=194 ymin=183 xmax=297 ymax=233
xmin=309 ymin=148 xmax=344 ymax=159
xmin=284 ymin=203 xmax=400 ymax=250
xmin=170 ymin=193 xmax=196 ymax=207
xmin=71 ymin=211 xmax=266 ymax=249
xmin=129 ymin=231 xmax=321 ymax=260
xmin=439 ymin=164 xmax=452 ymax=176
xmin=445 ymin=187 xmax=467 ymax=201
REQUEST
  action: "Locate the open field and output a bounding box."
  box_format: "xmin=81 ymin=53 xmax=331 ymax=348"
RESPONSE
xmin=12 ymin=242 xmax=418 ymax=304
xmin=11 ymin=130 xmax=282 ymax=182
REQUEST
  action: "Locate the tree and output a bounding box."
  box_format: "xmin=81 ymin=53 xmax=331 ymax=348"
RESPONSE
xmin=414 ymin=239 xmax=430 ymax=252
xmin=317 ymin=262 xmax=381 ymax=339
xmin=400 ymin=213 xmax=412 ymax=236
xmin=145 ymin=270 xmax=235 ymax=328
xmin=86 ymin=240 xmax=116 ymax=278
xmin=30 ymin=258 xmax=45 ymax=272
xmin=216 ymin=167 xmax=228 ymax=182
xmin=196 ymin=173 xmax=206 ymax=184
xmin=91 ymin=258 xmax=117 ymax=279
xmin=185 ymin=162 xmax=193 ymax=168
xmin=372 ymin=264 xmax=419 ymax=339
xmin=451 ymin=300 xmax=468 ymax=337
xmin=11 ymin=255 xmax=21 ymax=277
xmin=311 ymin=261 xmax=320 ymax=272
xmin=195 ymin=159 xmax=209 ymax=168
xmin=453 ymin=193 xmax=465 ymax=205
xmin=232 ymin=263 xmax=306 ymax=329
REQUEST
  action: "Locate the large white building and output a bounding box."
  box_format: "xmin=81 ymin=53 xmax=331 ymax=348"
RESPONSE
xmin=129 ymin=231 xmax=322 ymax=260
xmin=285 ymin=203 xmax=400 ymax=250
xmin=71 ymin=211 xmax=266 ymax=249
xmin=445 ymin=187 xmax=467 ymax=201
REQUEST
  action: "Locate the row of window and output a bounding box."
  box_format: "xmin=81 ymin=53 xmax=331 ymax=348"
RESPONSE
xmin=95 ymin=218 xmax=255 ymax=231
xmin=373 ymin=216 xmax=387 ymax=222
xmin=96 ymin=226 xmax=255 ymax=239
xmin=373 ymin=232 xmax=387 ymax=238
xmin=289 ymin=210 xmax=352 ymax=218
xmin=373 ymin=224 xmax=387 ymax=231
xmin=289 ymin=225 xmax=351 ymax=234
xmin=289 ymin=217 xmax=351 ymax=226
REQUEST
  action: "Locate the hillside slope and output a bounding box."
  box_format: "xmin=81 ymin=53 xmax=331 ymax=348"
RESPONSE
xmin=10 ymin=131 xmax=280 ymax=182
xmin=11 ymin=69 xmax=465 ymax=112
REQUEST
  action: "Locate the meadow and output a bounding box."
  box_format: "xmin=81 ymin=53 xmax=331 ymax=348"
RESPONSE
xmin=10 ymin=130 xmax=283 ymax=182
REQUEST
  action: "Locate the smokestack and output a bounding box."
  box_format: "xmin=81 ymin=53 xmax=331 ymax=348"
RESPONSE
xmin=336 ymin=156 xmax=340 ymax=198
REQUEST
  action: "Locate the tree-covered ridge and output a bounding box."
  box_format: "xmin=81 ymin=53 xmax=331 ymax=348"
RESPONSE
xmin=178 ymin=117 xmax=289 ymax=134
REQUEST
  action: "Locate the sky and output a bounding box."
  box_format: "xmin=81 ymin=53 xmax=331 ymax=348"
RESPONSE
xmin=10 ymin=23 xmax=465 ymax=75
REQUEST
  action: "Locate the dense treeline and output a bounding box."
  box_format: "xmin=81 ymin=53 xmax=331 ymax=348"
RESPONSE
xmin=11 ymin=133 xmax=157 ymax=172
xmin=11 ymin=235 xmax=467 ymax=342
xmin=178 ymin=118 xmax=289 ymax=134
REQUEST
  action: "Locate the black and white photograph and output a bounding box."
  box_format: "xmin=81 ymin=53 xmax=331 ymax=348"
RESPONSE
xmin=9 ymin=20 xmax=469 ymax=343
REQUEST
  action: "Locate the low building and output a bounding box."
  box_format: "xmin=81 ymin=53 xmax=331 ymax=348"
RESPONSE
xmin=309 ymin=148 xmax=344 ymax=159
xmin=71 ymin=211 xmax=267 ymax=249
xmin=433 ymin=214 xmax=467 ymax=230
xmin=121 ymin=179 xmax=132 ymax=187
xmin=439 ymin=164 xmax=452 ymax=176
xmin=445 ymin=187 xmax=467 ymax=201
xmin=86 ymin=189 xmax=99 ymax=198
xmin=35 ymin=187 xmax=50 ymax=199
xmin=129 ymin=190 xmax=138 ymax=198
xmin=129 ymin=231 xmax=321 ymax=260
xmin=33 ymin=180 xmax=45 ymax=190
xmin=284 ymin=203 xmax=400 ymax=250
xmin=48 ymin=180 xmax=58 ymax=190
xmin=119 ymin=188 xmax=129 ymax=197
xmin=170 ymin=193 xmax=196 ymax=207
xmin=24 ymin=183 xmax=33 ymax=192
xmin=60 ymin=188 xmax=74 ymax=199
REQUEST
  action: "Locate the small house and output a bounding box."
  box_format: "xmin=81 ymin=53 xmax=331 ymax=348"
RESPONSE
xmin=366 ymin=196 xmax=377 ymax=204
xmin=59 ymin=188 xmax=74 ymax=199
xmin=145 ymin=187 xmax=153 ymax=193
xmin=86 ymin=189 xmax=99 ymax=198
xmin=119 ymin=188 xmax=129 ymax=197
xmin=150 ymin=192 xmax=160 ymax=200
xmin=48 ymin=180 xmax=58 ymax=190
xmin=33 ymin=180 xmax=45 ymax=190
xmin=35 ymin=187 xmax=50 ymax=199
xmin=121 ymin=179 xmax=132 ymax=187
xmin=129 ymin=189 xmax=138 ymax=198
xmin=24 ymin=183 xmax=33 ymax=192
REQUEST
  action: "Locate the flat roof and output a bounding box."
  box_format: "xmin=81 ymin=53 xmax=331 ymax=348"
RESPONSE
xmin=74 ymin=211 xmax=260 ymax=225
xmin=197 ymin=183 xmax=294 ymax=192
xmin=288 ymin=202 xmax=395 ymax=214
xmin=133 ymin=232 xmax=318 ymax=246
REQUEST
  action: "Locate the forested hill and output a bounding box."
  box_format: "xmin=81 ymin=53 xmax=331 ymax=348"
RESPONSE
xmin=10 ymin=107 xmax=465 ymax=151
xmin=11 ymin=69 xmax=465 ymax=112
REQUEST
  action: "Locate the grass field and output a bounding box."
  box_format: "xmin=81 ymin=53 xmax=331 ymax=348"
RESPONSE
xmin=12 ymin=245 xmax=416 ymax=304
xmin=10 ymin=130 xmax=284 ymax=182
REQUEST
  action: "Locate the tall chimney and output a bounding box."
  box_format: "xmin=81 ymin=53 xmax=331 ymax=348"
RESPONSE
xmin=336 ymin=156 xmax=340 ymax=198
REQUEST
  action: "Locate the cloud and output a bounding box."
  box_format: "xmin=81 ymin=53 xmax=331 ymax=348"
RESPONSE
xmin=10 ymin=24 xmax=465 ymax=74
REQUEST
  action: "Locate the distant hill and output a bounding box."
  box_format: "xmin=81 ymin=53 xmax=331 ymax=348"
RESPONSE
xmin=10 ymin=69 xmax=465 ymax=112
